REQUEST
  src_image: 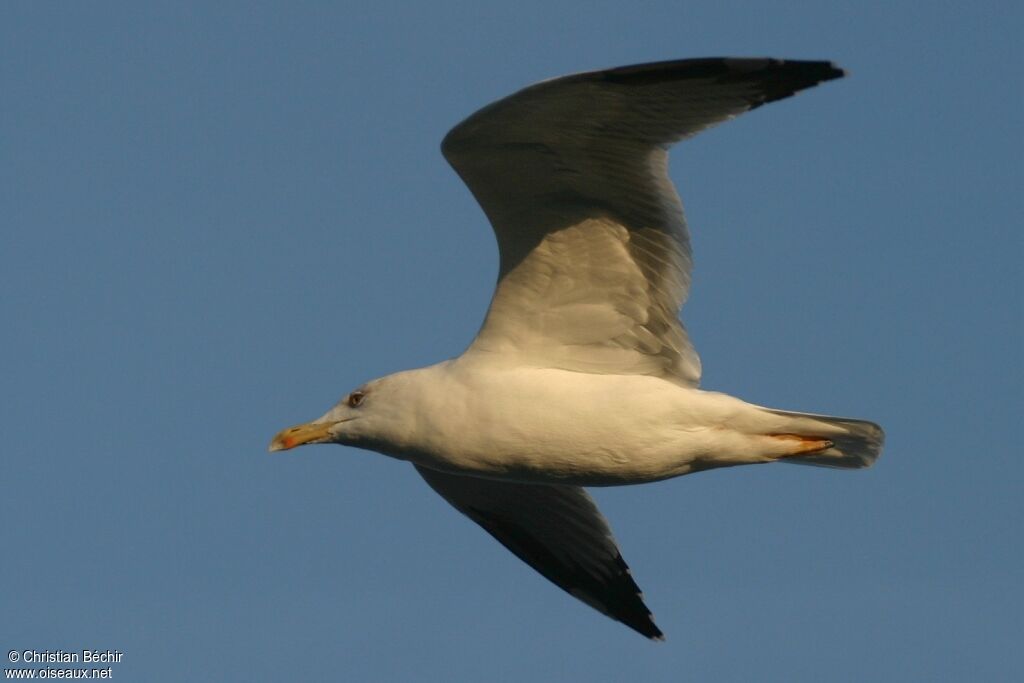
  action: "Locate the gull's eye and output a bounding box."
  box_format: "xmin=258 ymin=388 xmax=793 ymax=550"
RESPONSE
xmin=347 ymin=391 xmax=365 ymax=408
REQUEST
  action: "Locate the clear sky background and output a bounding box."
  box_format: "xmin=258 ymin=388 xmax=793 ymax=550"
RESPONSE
xmin=3 ymin=2 xmax=1021 ymax=681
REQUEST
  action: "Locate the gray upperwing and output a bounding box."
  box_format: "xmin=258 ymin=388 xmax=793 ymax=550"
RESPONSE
xmin=415 ymin=465 xmax=663 ymax=639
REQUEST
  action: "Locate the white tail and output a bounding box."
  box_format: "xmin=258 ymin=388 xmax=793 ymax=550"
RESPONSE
xmin=766 ymin=408 xmax=884 ymax=469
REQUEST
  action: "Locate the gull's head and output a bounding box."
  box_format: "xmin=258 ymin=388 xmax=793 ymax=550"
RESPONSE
xmin=268 ymin=370 xmax=425 ymax=454
xmin=269 ymin=383 xmax=377 ymax=453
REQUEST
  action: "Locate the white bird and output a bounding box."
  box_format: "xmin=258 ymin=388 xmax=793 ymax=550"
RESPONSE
xmin=270 ymin=57 xmax=884 ymax=640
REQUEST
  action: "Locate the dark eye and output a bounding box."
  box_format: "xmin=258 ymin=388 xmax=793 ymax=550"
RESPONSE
xmin=347 ymin=391 xmax=365 ymax=408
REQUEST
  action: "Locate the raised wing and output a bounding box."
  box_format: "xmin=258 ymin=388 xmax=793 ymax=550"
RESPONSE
xmin=415 ymin=465 xmax=662 ymax=639
xmin=443 ymin=58 xmax=844 ymax=385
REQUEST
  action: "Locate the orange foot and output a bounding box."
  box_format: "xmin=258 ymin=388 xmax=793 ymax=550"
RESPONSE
xmin=768 ymin=433 xmax=834 ymax=456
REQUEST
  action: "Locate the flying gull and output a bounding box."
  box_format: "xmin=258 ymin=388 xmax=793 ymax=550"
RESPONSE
xmin=269 ymin=57 xmax=884 ymax=640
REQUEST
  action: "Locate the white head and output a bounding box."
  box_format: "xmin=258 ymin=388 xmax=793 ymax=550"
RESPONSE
xmin=268 ymin=371 xmax=421 ymax=455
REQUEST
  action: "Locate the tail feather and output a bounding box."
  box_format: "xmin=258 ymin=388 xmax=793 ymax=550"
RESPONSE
xmin=765 ymin=408 xmax=884 ymax=469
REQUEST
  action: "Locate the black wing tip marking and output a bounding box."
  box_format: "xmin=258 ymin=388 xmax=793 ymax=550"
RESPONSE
xmin=596 ymin=56 xmax=844 ymax=85
xmin=469 ymin=507 xmax=665 ymax=640
xmin=610 ymin=553 xmax=665 ymax=640
xmin=738 ymin=59 xmax=845 ymax=109
xmin=596 ymin=56 xmax=844 ymax=108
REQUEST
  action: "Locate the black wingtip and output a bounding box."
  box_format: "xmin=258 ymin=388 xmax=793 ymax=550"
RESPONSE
xmin=640 ymin=620 xmax=666 ymax=641
xmin=634 ymin=611 xmax=665 ymax=640
xmin=620 ymin=600 xmax=664 ymax=640
xmin=595 ymin=57 xmax=845 ymax=110
xmin=724 ymin=59 xmax=843 ymax=110
xmin=603 ymin=555 xmax=666 ymax=640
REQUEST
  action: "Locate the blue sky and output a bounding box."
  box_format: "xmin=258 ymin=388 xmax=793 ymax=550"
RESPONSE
xmin=3 ymin=2 xmax=1021 ymax=681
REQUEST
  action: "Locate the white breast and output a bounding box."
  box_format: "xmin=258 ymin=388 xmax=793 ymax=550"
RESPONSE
xmin=398 ymin=361 xmax=763 ymax=485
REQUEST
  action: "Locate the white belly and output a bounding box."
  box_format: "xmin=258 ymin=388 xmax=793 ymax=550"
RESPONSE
xmin=399 ymin=363 xmax=771 ymax=486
